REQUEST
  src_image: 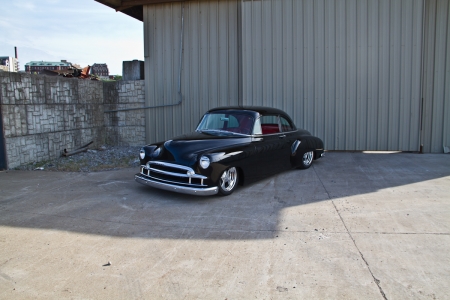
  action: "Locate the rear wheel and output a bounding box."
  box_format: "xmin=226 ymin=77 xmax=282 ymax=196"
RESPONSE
xmin=298 ymin=151 xmax=314 ymax=169
xmin=218 ymin=167 xmax=238 ymax=196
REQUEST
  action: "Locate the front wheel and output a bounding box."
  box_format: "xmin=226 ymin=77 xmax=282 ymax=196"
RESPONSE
xmin=218 ymin=167 xmax=238 ymax=196
xmin=297 ymin=151 xmax=314 ymax=169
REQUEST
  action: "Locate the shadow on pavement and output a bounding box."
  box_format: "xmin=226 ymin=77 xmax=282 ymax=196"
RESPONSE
xmin=0 ymin=152 xmax=449 ymax=240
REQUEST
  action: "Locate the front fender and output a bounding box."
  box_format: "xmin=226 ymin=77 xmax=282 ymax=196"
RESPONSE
xmin=139 ymin=144 xmax=162 ymax=165
xmin=198 ymin=149 xmax=246 ymax=184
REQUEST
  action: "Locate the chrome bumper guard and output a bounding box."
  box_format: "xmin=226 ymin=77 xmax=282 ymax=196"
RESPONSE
xmin=135 ymin=161 xmax=219 ymax=196
xmin=135 ymin=173 xmax=218 ymax=196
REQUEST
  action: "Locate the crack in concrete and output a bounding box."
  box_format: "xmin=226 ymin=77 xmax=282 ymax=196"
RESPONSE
xmin=313 ymin=165 xmax=389 ymax=300
xmin=331 ymin=200 xmax=388 ymax=300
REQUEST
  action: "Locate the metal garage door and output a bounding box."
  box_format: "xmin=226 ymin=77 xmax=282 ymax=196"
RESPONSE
xmin=241 ymin=0 xmax=424 ymax=151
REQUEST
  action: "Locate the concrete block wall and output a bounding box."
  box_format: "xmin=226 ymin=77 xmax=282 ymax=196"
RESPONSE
xmin=103 ymin=80 xmax=145 ymax=146
xmin=0 ymin=72 xmax=145 ymax=169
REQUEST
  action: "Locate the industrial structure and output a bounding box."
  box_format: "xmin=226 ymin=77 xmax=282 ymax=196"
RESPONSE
xmin=0 ymin=57 xmax=19 ymax=72
xmin=0 ymin=47 xmax=20 ymax=72
xmin=96 ymin=0 xmax=449 ymax=153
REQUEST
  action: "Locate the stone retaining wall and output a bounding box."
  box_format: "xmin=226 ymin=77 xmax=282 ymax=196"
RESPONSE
xmin=0 ymin=72 xmax=145 ymax=169
xmin=103 ymin=80 xmax=146 ymax=146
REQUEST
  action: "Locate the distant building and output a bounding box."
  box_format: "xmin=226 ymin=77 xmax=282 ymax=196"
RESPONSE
xmin=25 ymin=60 xmax=72 ymax=74
xmin=0 ymin=57 xmax=19 ymax=72
xmin=91 ymin=63 xmax=109 ymax=77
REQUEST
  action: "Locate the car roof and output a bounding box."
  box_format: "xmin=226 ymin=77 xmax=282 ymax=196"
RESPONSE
xmin=207 ymin=106 xmax=288 ymax=116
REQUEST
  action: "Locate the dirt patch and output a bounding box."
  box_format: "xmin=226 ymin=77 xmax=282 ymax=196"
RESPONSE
xmin=14 ymin=146 xmax=141 ymax=172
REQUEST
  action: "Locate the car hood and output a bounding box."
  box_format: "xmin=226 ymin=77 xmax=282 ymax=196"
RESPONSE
xmin=162 ymin=132 xmax=251 ymax=167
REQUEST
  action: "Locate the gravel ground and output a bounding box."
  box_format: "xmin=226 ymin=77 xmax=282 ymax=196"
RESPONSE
xmin=13 ymin=146 xmax=142 ymax=172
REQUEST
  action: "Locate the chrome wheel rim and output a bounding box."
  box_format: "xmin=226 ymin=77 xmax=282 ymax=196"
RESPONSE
xmin=303 ymin=151 xmax=313 ymax=166
xmin=220 ymin=167 xmax=237 ymax=192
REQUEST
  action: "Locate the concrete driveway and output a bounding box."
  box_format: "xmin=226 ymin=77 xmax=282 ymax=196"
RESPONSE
xmin=0 ymin=152 xmax=449 ymax=299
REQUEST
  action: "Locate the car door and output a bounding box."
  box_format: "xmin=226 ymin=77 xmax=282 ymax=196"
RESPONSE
xmin=279 ymin=115 xmax=297 ymax=169
xmin=246 ymin=114 xmax=287 ymax=180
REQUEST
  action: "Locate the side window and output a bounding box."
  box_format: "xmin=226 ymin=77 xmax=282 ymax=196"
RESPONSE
xmin=280 ymin=117 xmax=294 ymax=132
xmin=260 ymin=115 xmax=280 ymax=134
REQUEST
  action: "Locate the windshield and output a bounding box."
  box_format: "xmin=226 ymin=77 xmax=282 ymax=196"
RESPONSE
xmin=196 ymin=111 xmax=255 ymax=136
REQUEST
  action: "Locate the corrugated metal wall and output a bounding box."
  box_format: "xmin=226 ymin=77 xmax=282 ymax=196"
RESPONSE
xmin=142 ymin=0 xmax=448 ymax=152
xmin=422 ymin=0 xmax=450 ymax=153
xmin=241 ymin=0 xmax=424 ymax=151
xmin=143 ymin=0 xmax=240 ymax=143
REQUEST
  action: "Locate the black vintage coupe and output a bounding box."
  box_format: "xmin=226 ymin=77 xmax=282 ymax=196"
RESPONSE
xmin=135 ymin=106 xmax=324 ymax=196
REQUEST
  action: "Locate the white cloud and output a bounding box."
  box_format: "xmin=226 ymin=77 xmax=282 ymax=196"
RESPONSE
xmin=13 ymin=2 xmax=36 ymax=10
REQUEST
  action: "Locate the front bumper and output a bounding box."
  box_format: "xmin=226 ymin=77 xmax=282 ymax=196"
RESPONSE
xmin=135 ymin=173 xmax=218 ymax=196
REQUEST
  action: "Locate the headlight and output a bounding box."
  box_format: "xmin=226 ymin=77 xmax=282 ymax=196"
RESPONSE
xmin=199 ymin=156 xmax=210 ymax=169
xmin=152 ymin=147 xmax=161 ymax=158
xmin=139 ymin=149 xmax=145 ymax=159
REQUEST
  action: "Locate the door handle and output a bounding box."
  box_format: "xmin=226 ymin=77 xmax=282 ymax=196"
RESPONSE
xmin=279 ymin=135 xmax=286 ymax=139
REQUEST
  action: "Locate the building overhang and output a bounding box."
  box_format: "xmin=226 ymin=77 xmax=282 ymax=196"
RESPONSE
xmin=94 ymin=0 xmax=189 ymax=21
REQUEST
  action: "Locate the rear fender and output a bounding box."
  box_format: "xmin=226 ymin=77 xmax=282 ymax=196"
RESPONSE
xmin=290 ymin=136 xmax=322 ymax=167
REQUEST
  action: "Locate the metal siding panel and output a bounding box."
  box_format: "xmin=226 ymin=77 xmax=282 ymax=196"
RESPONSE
xmin=145 ymin=0 xmax=427 ymax=150
xmin=324 ymin=0 xmax=336 ymax=149
xmin=255 ymin=1 xmax=264 ymax=105
xmin=228 ymin=0 xmax=240 ymax=105
xmin=242 ymin=0 xmax=253 ymax=102
xmin=273 ymin=0 xmax=283 ymax=108
xmin=431 ymin=0 xmax=448 ymax=152
xmin=444 ymin=0 xmax=450 ymax=151
xmin=183 ymin=2 xmax=193 ymax=130
xmin=209 ymin=1 xmax=219 ymax=108
xmin=150 ymin=5 xmax=166 ymax=142
xmin=200 ymin=2 xmax=209 ymax=113
xmin=240 ymin=0 xmax=425 ymax=150
xmin=182 ymin=2 xmax=190 ymax=130
xmin=335 ymin=1 xmax=347 ymax=149
xmin=147 ymin=4 xmax=156 ymax=109
xmin=421 ymin=0 xmax=435 ymax=153
xmin=356 ymin=0 xmax=368 ymax=150
xmin=388 ymin=0 xmax=401 ymax=150
xmin=283 ymin=0 xmax=294 ymax=116
xmin=346 ymin=0 xmax=357 ymax=150
xmin=293 ymin=0 xmax=305 ymax=132
xmin=187 ymin=1 xmax=201 ymax=127
xmin=367 ymin=0 xmax=380 ymax=150
xmin=304 ymin=1 xmax=315 ymax=132
xmin=399 ymin=0 xmax=413 ymax=151
xmin=168 ymin=5 xmax=178 ymax=138
xmin=143 ymin=6 xmax=153 ymax=142
xmin=218 ymin=1 xmax=229 ymax=106
xmin=261 ymin=0 xmax=270 ymax=106
xmin=144 ymin=1 xmax=239 ymax=144
xmin=378 ymin=0 xmax=391 ymax=150
xmin=314 ymin=0 xmax=325 ymax=141
xmin=410 ymin=0 xmax=423 ymax=151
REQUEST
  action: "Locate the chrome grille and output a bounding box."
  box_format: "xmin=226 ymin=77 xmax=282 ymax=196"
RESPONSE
xmin=140 ymin=161 xmax=208 ymax=187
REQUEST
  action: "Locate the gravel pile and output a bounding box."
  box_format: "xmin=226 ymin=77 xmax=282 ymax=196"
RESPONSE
xmin=14 ymin=145 xmax=142 ymax=172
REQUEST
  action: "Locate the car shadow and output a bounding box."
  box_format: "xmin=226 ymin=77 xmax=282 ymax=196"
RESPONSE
xmin=0 ymin=152 xmax=449 ymax=240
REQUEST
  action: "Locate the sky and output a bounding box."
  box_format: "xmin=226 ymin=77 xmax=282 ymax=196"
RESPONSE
xmin=0 ymin=0 xmax=144 ymax=75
